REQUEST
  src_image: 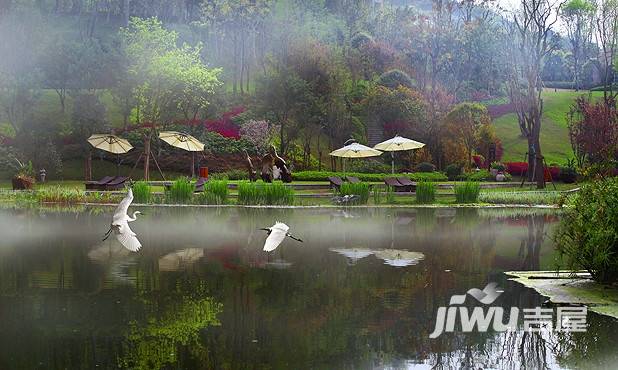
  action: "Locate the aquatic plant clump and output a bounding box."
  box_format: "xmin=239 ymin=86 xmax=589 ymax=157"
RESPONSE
xmin=37 ymin=186 xmax=86 ymax=204
xmin=339 ymin=182 xmax=370 ymax=204
xmin=237 ymin=181 xmax=294 ymax=205
xmin=197 ymin=180 xmax=229 ymax=205
xmin=166 ymin=178 xmax=194 ymax=204
xmin=554 ymin=178 xmax=618 ymax=283
xmin=415 ymin=181 xmax=436 ymax=204
xmin=132 ymin=181 xmax=151 ymax=203
xmin=454 ymin=182 xmax=480 ymax=203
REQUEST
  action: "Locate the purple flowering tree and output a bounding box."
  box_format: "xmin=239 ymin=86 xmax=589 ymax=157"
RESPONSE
xmin=240 ymin=120 xmax=276 ymax=155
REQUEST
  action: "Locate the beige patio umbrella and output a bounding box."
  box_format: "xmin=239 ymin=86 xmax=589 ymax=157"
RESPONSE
xmin=158 ymin=131 xmax=205 ymax=177
xmin=374 ymin=135 xmax=425 ymax=174
xmin=329 ymin=142 xmax=382 ymax=172
xmin=88 ymin=134 xmax=133 ymax=154
xmin=88 ymin=134 xmax=134 ymax=175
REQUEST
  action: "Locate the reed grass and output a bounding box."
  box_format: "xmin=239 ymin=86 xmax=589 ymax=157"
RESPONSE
xmin=385 ymin=186 xmax=396 ymax=204
xmin=37 ymin=186 xmax=86 ymax=204
xmin=339 ymin=182 xmax=370 ymax=204
xmin=166 ymin=178 xmax=193 ymax=204
xmin=415 ymin=181 xmax=436 ymax=204
xmin=372 ymin=186 xmax=381 ymax=204
xmin=263 ymin=182 xmax=295 ymax=205
xmin=196 ymin=180 xmax=229 ymax=205
xmin=132 ymin=181 xmax=151 ymax=203
xmin=454 ymin=181 xmax=481 ymax=203
xmin=237 ymin=181 xmax=294 ymax=205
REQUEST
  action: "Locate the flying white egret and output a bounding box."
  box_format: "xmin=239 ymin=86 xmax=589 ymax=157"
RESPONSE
xmin=102 ymin=186 xmax=142 ymax=252
xmin=260 ymin=222 xmax=303 ymax=252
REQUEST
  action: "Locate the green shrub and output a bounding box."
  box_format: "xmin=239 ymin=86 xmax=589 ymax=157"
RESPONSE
xmin=210 ymin=169 xmax=248 ymax=180
xmin=463 ymin=169 xmax=492 ymax=182
xmin=415 ymin=181 xmax=436 ymax=204
xmin=490 ymin=162 xmax=506 ymax=171
xmin=378 ymin=69 xmax=414 ymax=89
xmin=559 ymin=166 xmax=578 ymax=183
xmin=291 ymin=171 xmax=447 ymax=182
xmin=445 ymin=164 xmax=462 ymax=181
xmin=196 ymin=180 xmax=228 ymax=205
xmin=166 ymin=178 xmax=193 ymax=204
xmin=554 ymin=178 xmax=618 ymax=282
xmin=237 ymin=181 xmax=294 ymax=205
xmin=347 ymin=159 xmax=391 ymax=174
xmin=454 ymin=181 xmax=480 ymax=203
xmin=132 ymin=181 xmax=151 ymax=203
xmin=414 ymin=162 xmax=436 ymax=172
xmin=339 ymin=182 xmax=370 ymax=204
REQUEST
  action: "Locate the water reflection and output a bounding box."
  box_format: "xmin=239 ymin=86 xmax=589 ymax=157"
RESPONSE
xmin=0 ymin=207 xmax=616 ymax=369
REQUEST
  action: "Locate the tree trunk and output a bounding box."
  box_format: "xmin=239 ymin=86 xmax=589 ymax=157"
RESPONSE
xmin=527 ymin=139 xmax=535 ymax=182
xmin=534 ymin=141 xmax=545 ymax=189
xmin=122 ymin=0 xmax=130 ymax=26
xmin=85 ymin=150 xmax=92 ymax=181
xmin=144 ymin=134 xmax=151 ymax=181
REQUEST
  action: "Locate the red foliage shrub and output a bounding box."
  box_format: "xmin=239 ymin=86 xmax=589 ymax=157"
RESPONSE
xmin=545 ymin=166 xmax=560 ymax=181
xmin=472 ymin=155 xmax=485 ymax=168
xmin=568 ymin=97 xmax=618 ymax=164
xmin=203 ymin=106 xmax=245 ymax=139
xmin=505 ymin=162 xmax=528 ymax=176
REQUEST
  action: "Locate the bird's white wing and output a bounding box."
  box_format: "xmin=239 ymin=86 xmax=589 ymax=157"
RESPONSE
xmin=263 ymin=222 xmax=289 ymax=252
xmin=113 ymin=188 xmax=134 ymax=222
xmin=115 ymin=221 xmax=142 ymax=252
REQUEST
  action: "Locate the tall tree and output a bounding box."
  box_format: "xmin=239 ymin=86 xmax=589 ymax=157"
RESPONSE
xmin=560 ymin=0 xmax=596 ymax=90
xmin=595 ymin=0 xmax=618 ymax=103
xmin=120 ymin=17 xmax=221 ymax=180
xmin=504 ymin=0 xmax=561 ymax=188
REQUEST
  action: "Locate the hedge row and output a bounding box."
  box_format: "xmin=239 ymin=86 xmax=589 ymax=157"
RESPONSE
xmin=291 ymin=171 xmax=448 ymax=182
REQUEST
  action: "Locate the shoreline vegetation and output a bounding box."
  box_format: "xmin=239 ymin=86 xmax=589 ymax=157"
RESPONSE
xmin=0 ymin=180 xmax=574 ymax=207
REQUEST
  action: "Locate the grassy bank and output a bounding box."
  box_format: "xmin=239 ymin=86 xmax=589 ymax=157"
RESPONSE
xmin=494 ymin=90 xmax=603 ymax=164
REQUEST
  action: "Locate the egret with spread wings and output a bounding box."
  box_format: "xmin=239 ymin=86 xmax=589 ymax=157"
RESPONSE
xmin=102 ymin=186 xmax=142 ymax=252
xmin=260 ymin=222 xmax=303 ymax=252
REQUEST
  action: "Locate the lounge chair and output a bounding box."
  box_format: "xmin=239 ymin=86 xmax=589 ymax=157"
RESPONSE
xmin=103 ymin=176 xmax=129 ymax=191
xmin=397 ymin=177 xmax=417 ymax=192
xmin=85 ymin=176 xmax=114 ymax=190
xmin=194 ymin=177 xmax=208 ymax=193
xmin=346 ymin=176 xmax=361 ymax=184
xmin=328 ymin=176 xmax=344 ymax=190
xmin=384 ymin=177 xmax=410 ymax=192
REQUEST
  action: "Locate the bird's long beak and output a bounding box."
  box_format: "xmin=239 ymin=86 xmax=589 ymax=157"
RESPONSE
xmin=288 ymin=234 xmax=303 ymax=243
xmin=259 ymin=228 xmax=270 ymax=231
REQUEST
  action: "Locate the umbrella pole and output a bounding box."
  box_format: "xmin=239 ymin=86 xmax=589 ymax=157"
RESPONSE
xmin=191 ymin=152 xmax=195 ymax=178
xmin=391 ymin=151 xmax=395 ymax=174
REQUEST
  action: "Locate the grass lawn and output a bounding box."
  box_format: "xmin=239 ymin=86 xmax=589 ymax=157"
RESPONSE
xmin=494 ymin=90 xmax=603 ymax=165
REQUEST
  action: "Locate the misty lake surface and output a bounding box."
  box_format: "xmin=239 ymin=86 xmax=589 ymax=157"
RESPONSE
xmin=1 ymin=206 xmax=617 ymax=369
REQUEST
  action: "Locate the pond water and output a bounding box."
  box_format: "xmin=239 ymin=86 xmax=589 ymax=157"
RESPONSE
xmin=0 ymin=206 xmax=617 ymax=369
